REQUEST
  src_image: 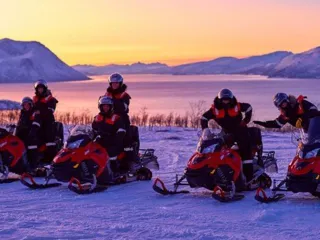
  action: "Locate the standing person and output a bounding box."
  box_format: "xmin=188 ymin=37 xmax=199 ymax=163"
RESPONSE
xmin=105 ymin=73 xmax=131 ymax=129
xmin=105 ymin=73 xmax=136 ymax=169
xmin=254 ymin=93 xmax=319 ymax=132
xmin=33 ymin=79 xmax=58 ymax=162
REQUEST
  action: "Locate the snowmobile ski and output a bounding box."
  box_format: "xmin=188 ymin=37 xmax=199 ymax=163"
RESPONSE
xmin=255 ymin=187 xmax=285 ymax=203
xmin=68 ymin=176 xmax=108 ymax=195
xmin=0 ymin=178 xmax=20 ymax=184
xmin=152 ymin=177 xmax=190 ymax=195
xmin=211 ymin=185 xmax=244 ymax=202
xmin=20 ymin=173 xmax=61 ymax=189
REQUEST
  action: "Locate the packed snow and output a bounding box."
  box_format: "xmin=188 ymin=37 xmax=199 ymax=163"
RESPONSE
xmin=0 ymin=38 xmax=89 ymax=83
xmin=1 ymin=127 xmax=320 ymax=240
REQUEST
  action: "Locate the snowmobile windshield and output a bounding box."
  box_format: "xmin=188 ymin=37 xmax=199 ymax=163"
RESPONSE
xmin=66 ymin=126 xmax=92 ymax=149
xmin=197 ymin=128 xmax=224 ymax=153
xmin=307 ymin=117 xmax=320 ymax=145
xmin=298 ymin=117 xmax=320 ymax=159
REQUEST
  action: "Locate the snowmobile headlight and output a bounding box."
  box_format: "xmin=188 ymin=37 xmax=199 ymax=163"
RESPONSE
xmin=304 ymin=148 xmax=320 ymax=159
xmin=66 ymin=139 xmax=83 ymax=149
xmin=202 ymin=144 xmax=218 ymax=154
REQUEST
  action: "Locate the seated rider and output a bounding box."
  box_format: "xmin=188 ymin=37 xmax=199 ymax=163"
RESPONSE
xmin=201 ymin=88 xmax=255 ymax=182
xmin=15 ymin=97 xmax=41 ymax=169
xmin=92 ymin=96 xmax=127 ymax=172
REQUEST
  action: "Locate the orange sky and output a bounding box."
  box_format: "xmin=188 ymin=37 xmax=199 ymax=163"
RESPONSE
xmin=1 ymin=0 xmax=320 ymax=65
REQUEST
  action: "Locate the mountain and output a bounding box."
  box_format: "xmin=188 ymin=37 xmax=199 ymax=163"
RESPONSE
xmin=268 ymin=46 xmax=320 ymax=78
xmin=0 ymin=99 xmax=20 ymax=110
xmin=73 ymin=46 xmax=320 ymax=79
xmin=171 ymin=51 xmax=292 ymax=75
xmin=73 ymin=62 xmax=171 ymax=75
xmin=0 ymin=38 xmax=89 ymax=83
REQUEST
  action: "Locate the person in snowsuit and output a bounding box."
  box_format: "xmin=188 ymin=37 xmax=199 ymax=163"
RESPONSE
xmin=92 ymin=96 xmax=127 ymax=172
xmin=32 ymin=79 xmax=58 ymax=162
xmin=104 ymin=73 xmax=136 ymax=168
xmin=253 ymin=93 xmax=320 ymax=133
xmin=105 ymin=73 xmax=131 ymax=129
xmin=201 ymin=89 xmax=255 ymax=182
xmin=15 ymin=97 xmax=41 ymax=169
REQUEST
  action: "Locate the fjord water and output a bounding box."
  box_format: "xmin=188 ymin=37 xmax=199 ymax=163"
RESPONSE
xmin=0 ymin=74 xmax=319 ymax=120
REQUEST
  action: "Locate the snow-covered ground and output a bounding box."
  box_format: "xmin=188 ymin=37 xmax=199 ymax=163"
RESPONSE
xmin=1 ymin=128 xmax=320 ymax=240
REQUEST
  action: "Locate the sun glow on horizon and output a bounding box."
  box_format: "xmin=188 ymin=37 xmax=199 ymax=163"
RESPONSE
xmin=1 ymin=0 xmax=320 ymax=66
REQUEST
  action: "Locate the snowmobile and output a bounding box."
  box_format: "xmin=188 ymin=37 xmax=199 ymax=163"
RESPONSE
xmin=0 ymin=127 xmax=28 ymax=183
xmin=255 ymin=116 xmax=320 ymax=203
xmin=153 ymin=127 xmax=277 ymax=202
xmin=0 ymin=121 xmax=64 ymax=183
xmin=20 ymin=125 xmax=159 ymax=194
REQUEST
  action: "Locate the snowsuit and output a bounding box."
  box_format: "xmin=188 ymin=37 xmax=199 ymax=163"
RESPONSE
xmin=105 ymin=84 xmax=135 ymax=166
xmin=105 ymin=84 xmax=131 ymax=129
xmin=92 ymin=112 xmax=126 ymax=158
xmin=15 ymin=108 xmax=41 ymax=168
xmin=254 ymin=95 xmax=320 ymax=133
xmin=201 ymin=96 xmax=254 ymax=180
xmin=33 ymin=90 xmax=58 ymax=162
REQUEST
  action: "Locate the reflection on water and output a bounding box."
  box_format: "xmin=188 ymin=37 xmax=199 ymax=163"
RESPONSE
xmin=0 ymin=74 xmax=319 ymax=120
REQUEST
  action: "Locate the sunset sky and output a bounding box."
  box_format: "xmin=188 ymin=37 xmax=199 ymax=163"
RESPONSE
xmin=1 ymin=0 xmax=320 ymax=66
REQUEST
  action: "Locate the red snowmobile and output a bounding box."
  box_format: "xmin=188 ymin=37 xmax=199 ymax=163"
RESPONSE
xmin=20 ymin=126 xmax=159 ymax=194
xmin=0 ymin=127 xmax=28 ymax=183
xmin=256 ymin=117 xmax=320 ymax=203
xmin=153 ymin=127 xmax=276 ymax=202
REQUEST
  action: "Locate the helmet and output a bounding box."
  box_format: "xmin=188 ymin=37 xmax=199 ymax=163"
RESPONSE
xmin=34 ymin=79 xmax=48 ymax=90
xmin=98 ymin=96 xmax=114 ymax=112
xmin=21 ymin=97 xmax=33 ymax=107
xmin=218 ymin=89 xmax=234 ymax=100
xmin=108 ymin=73 xmax=123 ymax=85
xmin=273 ymin=93 xmax=289 ymax=108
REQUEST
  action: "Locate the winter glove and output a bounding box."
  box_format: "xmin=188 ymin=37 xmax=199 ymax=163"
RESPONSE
xmin=295 ymin=118 xmax=303 ymax=128
xmin=253 ymin=121 xmax=267 ymax=127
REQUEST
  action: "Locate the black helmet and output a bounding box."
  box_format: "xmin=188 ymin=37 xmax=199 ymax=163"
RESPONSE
xmin=21 ymin=97 xmax=33 ymax=108
xmin=273 ymin=93 xmax=289 ymax=108
xmin=218 ymin=89 xmax=234 ymax=100
xmin=34 ymin=79 xmax=48 ymax=91
xmin=98 ymin=96 xmax=114 ymax=113
xmin=108 ymin=73 xmax=123 ymax=85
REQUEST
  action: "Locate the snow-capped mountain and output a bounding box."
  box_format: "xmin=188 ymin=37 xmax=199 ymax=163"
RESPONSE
xmin=73 ymin=62 xmax=171 ymax=75
xmin=0 ymin=99 xmax=20 ymax=110
xmin=73 ymin=46 xmax=320 ymax=79
xmin=0 ymin=38 xmax=89 ymax=83
xmin=171 ymin=51 xmax=292 ymax=75
xmin=268 ymin=46 xmax=320 ymax=78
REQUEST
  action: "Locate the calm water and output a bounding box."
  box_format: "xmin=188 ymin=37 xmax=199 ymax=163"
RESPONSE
xmin=0 ymin=74 xmax=319 ymax=120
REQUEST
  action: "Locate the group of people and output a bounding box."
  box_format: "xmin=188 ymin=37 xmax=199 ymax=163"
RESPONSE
xmin=201 ymin=88 xmax=319 ymax=181
xmin=14 ymin=73 xmax=134 ymax=173
xmin=13 ymin=73 xmax=320 ymax=177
